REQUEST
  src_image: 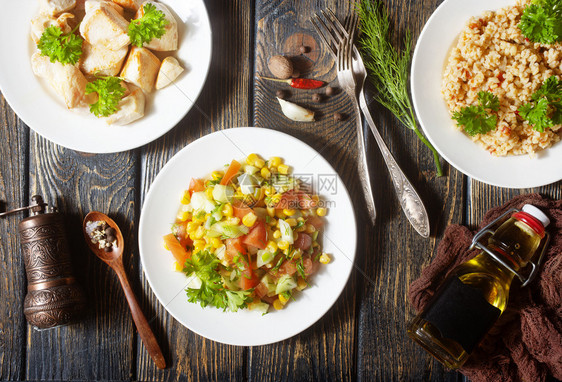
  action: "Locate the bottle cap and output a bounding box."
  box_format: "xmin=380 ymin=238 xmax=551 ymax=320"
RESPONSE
xmin=522 ymin=204 xmax=550 ymax=228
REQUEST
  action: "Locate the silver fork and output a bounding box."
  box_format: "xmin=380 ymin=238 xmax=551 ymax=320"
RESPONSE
xmin=311 ymin=12 xmax=377 ymax=225
xmin=312 ymin=10 xmax=430 ymax=238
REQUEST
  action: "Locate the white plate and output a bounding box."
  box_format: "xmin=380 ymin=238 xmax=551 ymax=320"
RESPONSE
xmin=139 ymin=127 xmax=357 ymax=346
xmin=411 ymin=0 xmax=562 ymax=188
xmin=0 ymin=0 xmax=211 ymax=153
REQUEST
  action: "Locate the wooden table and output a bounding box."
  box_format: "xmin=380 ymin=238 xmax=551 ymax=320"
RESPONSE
xmin=1 ymin=0 xmax=560 ymax=380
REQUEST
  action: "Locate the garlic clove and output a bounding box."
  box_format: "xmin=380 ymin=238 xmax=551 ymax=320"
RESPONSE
xmin=276 ymin=97 xmax=315 ymax=122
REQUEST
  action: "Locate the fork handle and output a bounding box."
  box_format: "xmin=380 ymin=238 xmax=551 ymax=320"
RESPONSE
xmin=359 ymin=90 xmax=430 ymax=238
xmin=351 ymin=100 xmax=377 ymax=225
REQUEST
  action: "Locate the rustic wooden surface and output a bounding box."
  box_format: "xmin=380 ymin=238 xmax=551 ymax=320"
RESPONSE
xmin=0 ymin=0 xmax=560 ymax=381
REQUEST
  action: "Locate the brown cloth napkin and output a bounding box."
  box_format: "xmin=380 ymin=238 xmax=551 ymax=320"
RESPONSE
xmin=408 ymin=193 xmax=562 ymax=382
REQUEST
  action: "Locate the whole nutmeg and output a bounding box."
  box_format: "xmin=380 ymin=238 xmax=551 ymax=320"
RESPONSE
xmin=333 ymin=112 xmax=345 ymax=122
xmin=325 ymin=86 xmax=336 ymax=96
xmin=276 ymin=89 xmax=286 ymax=99
xmin=291 ymin=69 xmax=300 ymax=78
xmin=312 ymin=93 xmax=322 ymax=102
xmin=268 ymin=55 xmax=294 ymax=79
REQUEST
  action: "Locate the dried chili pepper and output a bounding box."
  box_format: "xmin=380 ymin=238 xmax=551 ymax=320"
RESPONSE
xmin=260 ymin=76 xmax=325 ymax=89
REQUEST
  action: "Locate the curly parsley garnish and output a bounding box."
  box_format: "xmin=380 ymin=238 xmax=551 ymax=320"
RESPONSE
xmin=85 ymin=77 xmax=126 ymax=118
xmin=37 ymin=25 xmax=83 ymax=65
xmin=183 ymin=250 xmax=252 ymax=312
xmin=518 ymin=76 xmax=562 ymax=132
xmin=518 ymin=0 xmax=562 ymax=44
xmin=452 ymin=91 xmax=500 ymax=136
xmin=128 ymin=3 xmax=169 ymax=47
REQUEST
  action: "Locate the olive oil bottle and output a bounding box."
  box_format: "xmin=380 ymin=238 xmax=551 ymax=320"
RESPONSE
xmin=407 ymin=205 xmax=550 ymax=369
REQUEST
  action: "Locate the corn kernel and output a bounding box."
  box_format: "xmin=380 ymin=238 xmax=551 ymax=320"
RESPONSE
xmin=246 ymin=153 xmax=259 ymax=165
xmin=173 ymin=261 xmax=183 ymax=272
xmin=267 ymin=207 xmax=276 ymax=217
xmin=278 ymin=293 xmax=289 ymax=304
xmin=269 ymin=156 xmax=282 ymax=167
xmin=305 ymin=224 xmax=316 ymax=234
xmin=211 ymin=238 xmax=222 ymax=248
xmin=194 ymin=226 xmax=206 ymax=240
xmin=316 ymin=207 xmax=327 ymax=217
xmin=293 ymin=232 xmax=298 ymax=241
xmin=297 ymin=277 xmax=308 ymax=291
xmin=222 ymin=203 xmax=233 ymax=217
xmin=266 ymin=240 xmax=278 ymax=252
xmin=192 ymin=214 xmax=205 ymax=224
xmin=211 ymin=171 xmax=224 ymax=180
xmin=319 ymin=253 xmax=331 ymax=264
xmin=193 ymin=239 xmax=206 ymax=248
xmin=205 ymin=187 xmax=214 ymax=200
xmin=242 ymin=212 xmax=257 ymax=227
xmin=180 ymin=190 xmax=191 ymax=205
xmin=275 ymin=210 xmax=286 ymax=219
xmin=291 ymin=248 xmax=302 ymax=259
xmin=260 ymin=167 xmax=271 ymax=179
xmin=286 ymin=218 xmax=297 ymax=227
xmin=277 ymin=164 xmax=289 ymax=175
xmin=273 ymin=230 xmax=281 ymax=239
xmin=278 ymin=240 xmax=290 ymax=250
xmin=312 ymin=195 xmax=320 ymax=203
xmin=177 ymin=210 xmax=191 ymax=222
xmin=283 ymin=208 xmax=296 ymax=216
xmin=254 ymin=158 xmax=265 ymax=169
xmin=273 ymin=299 xmax=284 ymax=310
xmin=186 ymin=221 xmax=198 ymax=233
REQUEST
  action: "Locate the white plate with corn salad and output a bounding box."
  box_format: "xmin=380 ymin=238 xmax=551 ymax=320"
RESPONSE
xmin=139 ymin=127 xmax=356 ymax=346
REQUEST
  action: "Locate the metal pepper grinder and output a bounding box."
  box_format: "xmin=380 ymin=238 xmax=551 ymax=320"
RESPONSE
xmin=0 ymin=195 xmax=86 ymax=329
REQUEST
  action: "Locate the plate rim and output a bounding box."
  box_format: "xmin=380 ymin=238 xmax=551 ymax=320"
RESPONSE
xmin=138 ymin=127 xmax=358 ymax=346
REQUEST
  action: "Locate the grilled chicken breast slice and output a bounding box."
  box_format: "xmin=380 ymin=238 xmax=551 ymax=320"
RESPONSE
xmin=80 ymin=1 xmax=130 ymax=50
xmin=134 ymin=1 xmax=178 ymax=51
xmin=104 ymin=83 xmax=145 ymax=125
xmin=120 ymin=46 xmax=161 ymax=93
xmin=155 ymin=56 xmax=184 ymax=89
xmin=80 ymin=41 xmax=129 ymax=76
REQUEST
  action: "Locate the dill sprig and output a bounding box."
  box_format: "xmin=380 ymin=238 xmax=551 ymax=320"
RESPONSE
xmin=357 ymin=0 xmax=443 ymax=176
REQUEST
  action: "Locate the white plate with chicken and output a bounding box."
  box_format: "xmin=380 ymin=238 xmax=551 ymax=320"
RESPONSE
xmin=0 ymin=0 xmax=212 ymax=153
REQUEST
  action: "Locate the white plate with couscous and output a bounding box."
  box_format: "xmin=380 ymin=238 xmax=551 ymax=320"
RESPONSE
xmin=411 ymin=0 xmax=562 ymax=188
xmin=139 ymin=127 xmax=357 ymax=346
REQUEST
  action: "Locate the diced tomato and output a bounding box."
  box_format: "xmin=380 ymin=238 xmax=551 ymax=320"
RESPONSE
xmin=302 ymin=255 xmax=319 ymax=276
xmin=306 ymin=216 xmax=324 ymax=230
xmin=232 ymin=201 xmax=253 ymax=220
xmin=220 ymin=159 xmax=241 ymax=185
xmin=275 ymin=190 xmax=317 ymax=210
xmin=254 ymin=282 xmax=270 ymax=299
xmin=240 ymin=267 xmax=260 ymax=290
xmin=172 ymin=221 xmax=193 ymax=248
xmin=293 ymin=232 xmax=312 ymax=251
xmin=225 ymin=237 xmax=247 ymax=264
xmin=163 ymin=233 xmax=191 ymax=265
xmin=242 ymin=220 xmax=267 ymax=249
xmin=188 ymin=178 xmax=205 ymax=196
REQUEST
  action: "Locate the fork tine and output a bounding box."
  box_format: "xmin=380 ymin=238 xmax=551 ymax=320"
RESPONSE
xmin=324 ymin=9 xmax=348 ymax=40
xmin=311 ymin=14 xmax=337 ymax=58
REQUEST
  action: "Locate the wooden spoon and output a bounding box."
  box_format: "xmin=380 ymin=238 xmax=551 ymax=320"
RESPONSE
xmin=83 ymin=211 xmax=166 ymax=370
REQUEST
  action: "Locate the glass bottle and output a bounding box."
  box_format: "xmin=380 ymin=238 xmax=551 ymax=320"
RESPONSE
xmin=407 ymin=204 xmax=550 ymax=369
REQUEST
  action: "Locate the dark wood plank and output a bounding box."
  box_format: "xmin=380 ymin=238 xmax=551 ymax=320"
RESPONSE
xmin=136 ymin=0 xmax=253 ymax=380
xmin=0 ymin=93 xmax=28 ymax=381
xmin=25 ymin=135 xmax=138 ymax=381
xmin=252 ymin=1 xmax=358 ymax=381
xmin=354 ymin=0 xmax=466 ymax=380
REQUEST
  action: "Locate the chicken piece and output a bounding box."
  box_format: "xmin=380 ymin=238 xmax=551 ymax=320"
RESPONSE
xmin=31 ymin=52 xmax=95 ymax=109
xmin=134 ymin=1 xmax=178 ymax=51
xmin=104 ymin=83 xmax=145 ymax=125
xmin=111 ymin=0 xmax=142 ymax=11
xmin=155 ymin=56 xmax=184 ymax=89
xmin=80 ymin=41 xmax=129 ymax=76
xmin=38 ymin=0 xmax=76 ymax=16
xmin=84 ymin=0 xmax=124 ymax=15
xmin=30 ymin=13 xmax=75 ymax=44
xmin=80 ymin=1 xmax=130 ymax=50
xmin=120 ymin=46 xmax=160 ymax=93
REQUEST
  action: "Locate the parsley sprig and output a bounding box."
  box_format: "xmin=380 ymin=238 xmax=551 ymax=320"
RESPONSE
xmin=518 ymin=0 xmax=562 ymax=44
xmin=452 ymin=91 xmax=500 ymax=136
xmin=518 ymin=76 xmax=562 ymax=132
xmin=183 ymin=250 xmax=252 ymax=312
xmin=37 ymin=25 xmax=83 ymax=65
xmin=128 ymin=3 xmax=169 ymax=47
xmin=358 ymin=0 xmax=443 ymax=176
xmin=85 ymin=77 xmax=127 ymax=118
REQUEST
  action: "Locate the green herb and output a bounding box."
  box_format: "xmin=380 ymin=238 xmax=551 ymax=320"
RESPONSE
xmin=128 ymin=3 xmax=169 ymax=47
xmin=518 ymin=0 xmax=562 ymax=44
xmin=37 ymin=25 xmax=83 ymax=65
xmin=183 ymin=250 xmax=251 ymax=312
xmin=296 ymin=257 xmax=306 ymax=280
xmin=518 ymin=76 xmax=562 ymax=132
xmin=358 ymin=0 xmax=443 ymax=176
xmin=451 ymin=91 xmax=500 ymax=136
xmin=85 ymin=77 xmax=126 ymax=117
